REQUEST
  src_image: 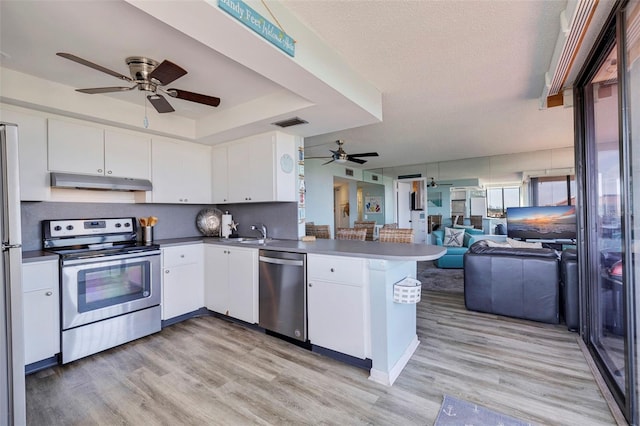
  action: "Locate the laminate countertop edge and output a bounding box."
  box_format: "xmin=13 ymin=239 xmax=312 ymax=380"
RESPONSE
xmin=201 ymin=237 xmax=446 ymax=261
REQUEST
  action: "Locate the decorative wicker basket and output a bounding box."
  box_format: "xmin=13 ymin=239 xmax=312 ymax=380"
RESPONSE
xmin=393 ymin=277 xmax=421 ymax=304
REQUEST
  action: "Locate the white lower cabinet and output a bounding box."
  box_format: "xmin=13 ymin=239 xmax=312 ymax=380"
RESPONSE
xmin=204 ymin=245 xmax=258 ymax=324
xmin=307 ymin=254 xmax=370 ymax=359
xmin=22 ymin=259 xmax=60 ymax=365
xmin=161 ymin=244 xmax=204 ymax=320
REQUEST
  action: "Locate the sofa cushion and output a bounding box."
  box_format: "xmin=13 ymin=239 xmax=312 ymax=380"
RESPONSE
xmin=468 ymin=240 xmax=558 ymax=259
xmin=443 ymin=246 xmax=468 ymax=256
xmin=444 ymin=227 xmax=465 ymax=246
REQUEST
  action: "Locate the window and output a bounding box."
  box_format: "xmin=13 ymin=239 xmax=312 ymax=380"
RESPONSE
xmin=486 ymin=187 xmax=520 ymax=218
xmin=531 ymin=175 xmax=576 ymax=206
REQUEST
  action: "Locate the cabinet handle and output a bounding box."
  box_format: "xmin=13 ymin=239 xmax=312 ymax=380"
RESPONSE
xmin=179 ymin=198 xmax=184 ymax=202
xmin=107 ymin=170 xmax=112 ymax=174
xmin=330 ymin=268 xmax=334 ymax=272
xmin=98 ymin=168 xmax=103 ymax=173
xmin=184 ymin=198 xmax=188 ymax=202
xmin=45 ymin=291 xmax=53 ymax=296
xmin=180 ymin=254 xmax=185 ymax=258
xmin=165 ymin=269 xmax=170 ymax=274
xmin=309 ymin=283 xmax=313 ymax=287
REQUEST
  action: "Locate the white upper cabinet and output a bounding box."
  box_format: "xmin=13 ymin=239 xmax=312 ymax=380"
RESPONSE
xmin=0 ymin=108 xmax=50 ymax=201
xmin=211 ymin=145 xmax=229 ymax=203
xmin=151 ymin=136 xmax=211 ymax=204
xmin=103 ymin=130 xmax=151 ymax=179
xmin=213 ymin=131 xmax=297 ymax=203
xmin=47 ymin=118 xmax=151 ymax=179
xmin=48 ymin=119 xmax=103 ymax=175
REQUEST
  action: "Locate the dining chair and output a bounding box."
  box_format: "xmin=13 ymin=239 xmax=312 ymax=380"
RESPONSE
xmin=378 ymin=228 xmax=414 ymax=244
xmin=305 ymin=221 xmax=316 ymax=236
xmin=314 ymin=225 xmax=331 ymax=239
xmin=336 ymin=227 xmax=367 ymax=241
xmin=354 ymin=220 xmax=376 ymax=241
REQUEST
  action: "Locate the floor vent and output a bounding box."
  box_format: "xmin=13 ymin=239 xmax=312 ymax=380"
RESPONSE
xmin=272 ymin=117 xmax=308 ymax=128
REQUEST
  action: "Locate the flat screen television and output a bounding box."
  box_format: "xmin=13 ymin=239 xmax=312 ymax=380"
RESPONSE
xmin=506 ymin=206 xmax=577 ymax=241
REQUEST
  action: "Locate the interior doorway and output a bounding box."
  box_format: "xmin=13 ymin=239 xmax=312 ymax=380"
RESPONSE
xmin=333 ymin=178 xmax=353 ymax=232
xmin=395 ymin=177 xmax=427 ymax=243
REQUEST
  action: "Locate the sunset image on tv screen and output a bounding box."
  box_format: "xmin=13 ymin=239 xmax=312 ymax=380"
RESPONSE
xmin=506 ymin=206 xmax=576 ymax=240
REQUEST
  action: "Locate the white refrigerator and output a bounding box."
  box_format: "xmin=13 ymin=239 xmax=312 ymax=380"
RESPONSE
xmin=0 ymin=122 xmax=26 ymax=425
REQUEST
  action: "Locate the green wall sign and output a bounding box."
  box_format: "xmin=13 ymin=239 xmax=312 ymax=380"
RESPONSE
xmin=218 ymin=0 xmax=295 ymax=57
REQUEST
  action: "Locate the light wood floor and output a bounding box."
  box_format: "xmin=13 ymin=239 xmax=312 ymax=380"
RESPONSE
xmin=26 ymin=291 xmax=617 ymax=425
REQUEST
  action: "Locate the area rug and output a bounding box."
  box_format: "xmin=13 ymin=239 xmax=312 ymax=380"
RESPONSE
xmin=434 ymin=395 xmax=534 ymax=426
xmin=417 ymin=261 xmax=464 ymax=293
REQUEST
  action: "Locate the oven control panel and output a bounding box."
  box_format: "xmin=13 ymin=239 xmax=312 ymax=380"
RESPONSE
xmin=45 ymin=217 xmax=135 ymax=238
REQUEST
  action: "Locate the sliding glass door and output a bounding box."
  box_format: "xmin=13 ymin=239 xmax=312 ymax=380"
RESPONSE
xmin=575 ymin=2 xmax=640 ymax=422
xmin=585 ymin=41 xmax=626 ymax=395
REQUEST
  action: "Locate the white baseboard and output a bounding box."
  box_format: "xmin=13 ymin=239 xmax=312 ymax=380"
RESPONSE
xmin=368 ymin=335 xmax=420 ymax=386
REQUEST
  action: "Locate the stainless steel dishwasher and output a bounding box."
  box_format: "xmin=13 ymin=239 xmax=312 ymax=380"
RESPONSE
xmin=258 ymin=250 xmax=307 ymax=341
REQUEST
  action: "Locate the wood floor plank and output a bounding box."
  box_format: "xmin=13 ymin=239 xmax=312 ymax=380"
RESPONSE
xmin=26 ymin=288 xmax=618 ymax=425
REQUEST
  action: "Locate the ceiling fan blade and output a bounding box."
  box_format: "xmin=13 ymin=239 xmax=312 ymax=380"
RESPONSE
xmin=147 ymin=94 xmax=175 ymax=113
xmin=347 ymin=157 xmax=367 ymax=164
xmin=167 ymin=89 xmax=221 ymax=107
xmin=349 ymin=152 xmax=379 ymax=158
xmin=305 ymin=156 xmax=331 ymax=160
xmin=149 ymin=60 xmax=187 ymax=86
xmin=57 ymin=52 xmax=132 ymax=82
xmin=77 ymin=86 xmax=136 ymax=94
xmin=322 ymin=159 xmax=335 ymax=165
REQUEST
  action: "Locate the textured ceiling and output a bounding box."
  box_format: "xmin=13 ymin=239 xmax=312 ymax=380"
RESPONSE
xmin=282 ymin=0 xmax=579 ymax=168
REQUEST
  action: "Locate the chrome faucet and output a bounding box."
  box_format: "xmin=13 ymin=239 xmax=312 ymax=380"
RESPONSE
xmin=251 ymin=223 xmax=267 ymax=239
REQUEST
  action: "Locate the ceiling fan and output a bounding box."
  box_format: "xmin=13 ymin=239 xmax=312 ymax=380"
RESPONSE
xmin=56 ymin=52 xmax=221 ymax=113
xmin=428 ymin=177 xmax=453 ymax=188
xmin=306 ymin=140 xmax=379 ymax=165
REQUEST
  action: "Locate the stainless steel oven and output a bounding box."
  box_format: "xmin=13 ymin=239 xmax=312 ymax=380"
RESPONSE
xmin=43 ymin=217 xmax=161 ymax=364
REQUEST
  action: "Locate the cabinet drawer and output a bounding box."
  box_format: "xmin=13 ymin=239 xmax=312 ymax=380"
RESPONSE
xmin=307 ymin=254 xmax=366 ymax=286
xmin=22 ymin=260 xmax=58 ymax=292
xmin=163 ymin=244 xmax=203 ymax=267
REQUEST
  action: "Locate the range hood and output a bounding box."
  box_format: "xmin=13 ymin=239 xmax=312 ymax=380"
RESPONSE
xmin=50 ymin=172 xmax=153 ymax=191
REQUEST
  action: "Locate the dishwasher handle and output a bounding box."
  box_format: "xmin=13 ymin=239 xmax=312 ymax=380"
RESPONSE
xmin=259 ymin=256 xmax=304 ymax=267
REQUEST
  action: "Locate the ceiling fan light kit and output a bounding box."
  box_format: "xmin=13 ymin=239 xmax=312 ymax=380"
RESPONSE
xmin=56 ymin=52 xmax=220 ymax=113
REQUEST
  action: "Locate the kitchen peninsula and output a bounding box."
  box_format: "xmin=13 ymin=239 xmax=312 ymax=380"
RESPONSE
xmin=203 ymin=238 xmax=446 ymax=386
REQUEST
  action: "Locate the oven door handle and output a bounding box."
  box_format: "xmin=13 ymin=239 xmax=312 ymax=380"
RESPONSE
xmin=61 ymin=249 xmax=161 ymax=266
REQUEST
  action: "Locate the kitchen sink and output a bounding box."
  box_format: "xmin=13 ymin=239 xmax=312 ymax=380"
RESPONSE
xmin=218 ymin=237 xmax=280 ymax=245
xmin=241 ymin=238 xmax=283 ymax=245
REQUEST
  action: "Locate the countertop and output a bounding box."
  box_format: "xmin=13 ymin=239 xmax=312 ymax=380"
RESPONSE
xmin=22 ymin=236 xmax=446 ymax=262
xmin=203 ymin=237 xmax=446 ymax=261
xmin=22 ymin=250 xmax=59 ymax=263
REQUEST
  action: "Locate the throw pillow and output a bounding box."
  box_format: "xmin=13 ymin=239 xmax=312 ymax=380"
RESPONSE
xmin=444 ymin=227 xmax=465 ymax=247
xmin=486 ymin=239 xmax=511 ymax=248
xmin=507 ymin=238 xmax=543 ymax=249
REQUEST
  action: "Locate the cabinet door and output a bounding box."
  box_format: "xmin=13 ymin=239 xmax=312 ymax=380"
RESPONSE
xmin=228 ymin=248 xmax=258 ymax=323
xmin=204 ymin=245 xmax=230 ymax=315
xmin=104 ymin=130 xmax=151 ymax=179
xmin=307 ymin=279 xmax=366 ymax=359
xmin=151 ymin=137 xmax=212 ymax=204
xmin=22 ymin=260 xmax=59 ymax=365
xmin=48 ymin=119 xmax=104 ymax=175
xmin=0 ymin=108 xmax=50 ymax=200
xmin=162 ymin=263 xmax=203 ymax=320
xmin=211 ymin=145 xmax=229 ymax=203
xmin=161 ymin=245 xmax=204 ymax=320
xmin=227 ymin=135 xmax=275 ymax=202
